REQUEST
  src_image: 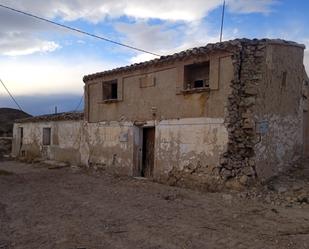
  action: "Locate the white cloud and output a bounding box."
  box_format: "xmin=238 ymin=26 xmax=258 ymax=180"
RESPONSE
xmin=0 ymin=40 xmax=60 ymax=56
xmin=115 ymin=22 xmax=178 ymax=52
xmin=130 ymin=53 xmax=158 ymax=64
xmin=1 ymin=34 xmax=60 ymax=56
xmin=227 ymin=0 xmax=277 ymax=14
xmin=0 ymin=0 xmax=277 ymax=57
xmin=0 ymin=0 xmax=276 ymax=23
xmin=118 ymin=20 xmax=237 ymax=63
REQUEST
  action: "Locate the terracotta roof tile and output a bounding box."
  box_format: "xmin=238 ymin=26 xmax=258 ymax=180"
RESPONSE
xmin=83 ymin=38 xmax=305 ymax=82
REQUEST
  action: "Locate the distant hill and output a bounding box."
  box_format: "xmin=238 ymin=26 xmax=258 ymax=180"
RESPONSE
xmin=0 ymin=108 xmax=31 ymax=136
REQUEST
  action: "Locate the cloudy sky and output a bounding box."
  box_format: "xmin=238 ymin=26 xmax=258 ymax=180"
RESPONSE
xmin=0 ymin=0 xmax=308 ymax=115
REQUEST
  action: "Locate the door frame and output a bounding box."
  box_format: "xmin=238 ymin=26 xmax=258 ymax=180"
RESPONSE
xmin=133 ymin=125 xmax=156 ymax=177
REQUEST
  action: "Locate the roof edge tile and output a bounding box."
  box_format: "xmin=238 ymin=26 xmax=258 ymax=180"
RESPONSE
xmin=83 ymin=38 xmax=305 ymax=82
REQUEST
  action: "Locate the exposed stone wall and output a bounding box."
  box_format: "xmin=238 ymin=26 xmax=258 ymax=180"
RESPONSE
xmin=220 ymin=40 xmax=305 ymax=185
xmin=219 ymin=41 xmax=261 ymax=184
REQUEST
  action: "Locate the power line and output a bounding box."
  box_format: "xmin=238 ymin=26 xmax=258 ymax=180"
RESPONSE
xmin=0 ymin=78 xmax=23 ymax=111
xmin=220 ymin=0 xmax=226 ymax=42
xmin=74 ymin=95 xmax=83 ymax=112
xmin=0 ymin=3 xmax=161 ymax=57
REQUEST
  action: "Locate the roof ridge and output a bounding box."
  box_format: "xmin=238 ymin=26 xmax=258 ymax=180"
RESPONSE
xmin=83 ymin=38 xmax=305 ymax=82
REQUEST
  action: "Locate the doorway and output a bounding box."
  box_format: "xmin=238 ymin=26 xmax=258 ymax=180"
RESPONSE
xmin=18 ymin=127 xmax=23 ymax=155
xmin=141 ymin=127 xmax=155 ymax=177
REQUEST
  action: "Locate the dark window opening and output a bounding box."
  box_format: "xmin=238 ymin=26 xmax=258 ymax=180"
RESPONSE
xmin=184 ymin=61 xmax=210 ymax=90
xmin=43 ymin=128 xmax=51 ymax=146
xmin=194 ymin=79 xmax=204 ymax=88
xmin=103 ymin=80 xmax=118 ymax=100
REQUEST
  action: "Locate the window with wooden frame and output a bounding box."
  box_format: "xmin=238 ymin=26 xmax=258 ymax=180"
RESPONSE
xmin=102 ymin=79 xmax=118 ymax=101
xmin=184 ymin=61 xmax=210 ymax=90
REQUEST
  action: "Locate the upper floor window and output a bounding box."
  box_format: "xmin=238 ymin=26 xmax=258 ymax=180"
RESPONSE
xmin=184 ymin=61 xmax=210 ymax=90
xmin=103 ymin=79 xmax=118 ymax=100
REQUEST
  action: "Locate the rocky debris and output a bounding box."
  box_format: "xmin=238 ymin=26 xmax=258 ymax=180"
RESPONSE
xmin=42 ymin=160 xmax=70 ymax=169
xmin=167 ymin=162 xmax=223 ymax=191
xmin=237 ymin=162 xmax=309 ymax=207
xmin=239 ymin=186 xmax=308 ymax=207
xmin=222 ymin=193 xmax=233 ymax=202
xmin=70 ymin=165 xmax=82 ymax=173
xmin=161 ymin=193 xmax=184 ymax=201
xmin=0 ymin=240 xmax=10 ymax=249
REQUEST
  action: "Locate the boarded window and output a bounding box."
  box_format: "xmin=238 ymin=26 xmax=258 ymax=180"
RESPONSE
xmin=184 ymin=62 xmax=210 ymax=89
xmin=139 ymin=75 xmax=156 ymax=88
xmin=43 ymin=128 xmax=51 ymax=146
xmin=103 ymin=79 xmax=118 ymax=100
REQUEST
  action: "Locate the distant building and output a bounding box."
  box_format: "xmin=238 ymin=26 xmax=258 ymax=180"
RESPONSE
xmin=12 ymin=38 xmax=309 ymax=189
xmin=0 ymin=108 xmax=30 ymax=157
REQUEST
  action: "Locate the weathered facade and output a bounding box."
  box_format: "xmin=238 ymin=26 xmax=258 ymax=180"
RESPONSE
xmin=12 ymin=39 xmax=309 ymax=189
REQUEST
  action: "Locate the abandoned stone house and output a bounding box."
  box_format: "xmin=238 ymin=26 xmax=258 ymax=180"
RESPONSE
xmin=12 ymin=38 xmax=309 ymax=189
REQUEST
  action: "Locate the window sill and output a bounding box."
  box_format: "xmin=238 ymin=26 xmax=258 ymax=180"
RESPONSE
xmin=98 ymin=99 xmax=120 ymax=104
xmin=181 ymin=87 xmax=210 ymax=94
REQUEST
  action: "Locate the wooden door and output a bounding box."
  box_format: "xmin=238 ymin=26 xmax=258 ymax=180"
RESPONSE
xmin=142 ymin=127 xmax=155 ymax=177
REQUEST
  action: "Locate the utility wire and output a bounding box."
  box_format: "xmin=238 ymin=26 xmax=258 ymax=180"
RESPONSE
xmin=0 ymin=78 xmax=23 ymax=111
xmin=74 ymin=95 xmax=83 ymax=112
xmin=0 ymin=3 xmax=161 ymax=57
xmin=220 ymin=0 xmax=226 ymax=42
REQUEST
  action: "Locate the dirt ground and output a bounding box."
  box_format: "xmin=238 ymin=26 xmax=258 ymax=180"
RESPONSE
xmin=0 ymin=160 xmax=308 ymax=249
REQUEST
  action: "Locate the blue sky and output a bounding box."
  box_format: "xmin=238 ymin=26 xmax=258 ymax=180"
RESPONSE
xmin=0 ymin=0 xmax=308 ymax=115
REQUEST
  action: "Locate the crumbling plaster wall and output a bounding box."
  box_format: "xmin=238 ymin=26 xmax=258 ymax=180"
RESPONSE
xmin=220 ymin=40 xmax=305 ymax=184
xmin=254 ymin=44 xmax=305 ymax=179
xmin=85 ymin=51 xmax=233 ymax=123
xmin=12 ymin=116 xmax=229 ymax=185
xmin=155 ymin=118 xmax=228 ymax=190
xmin=12 ymin=120 xmax=135 ymax=174
xmin=220 ymin=40 xmax=304 ymax=184
xmin=12 ymin=121 xmax=81 ymax=163
xmin=80 ymin=121 xmax=134 ymax=175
